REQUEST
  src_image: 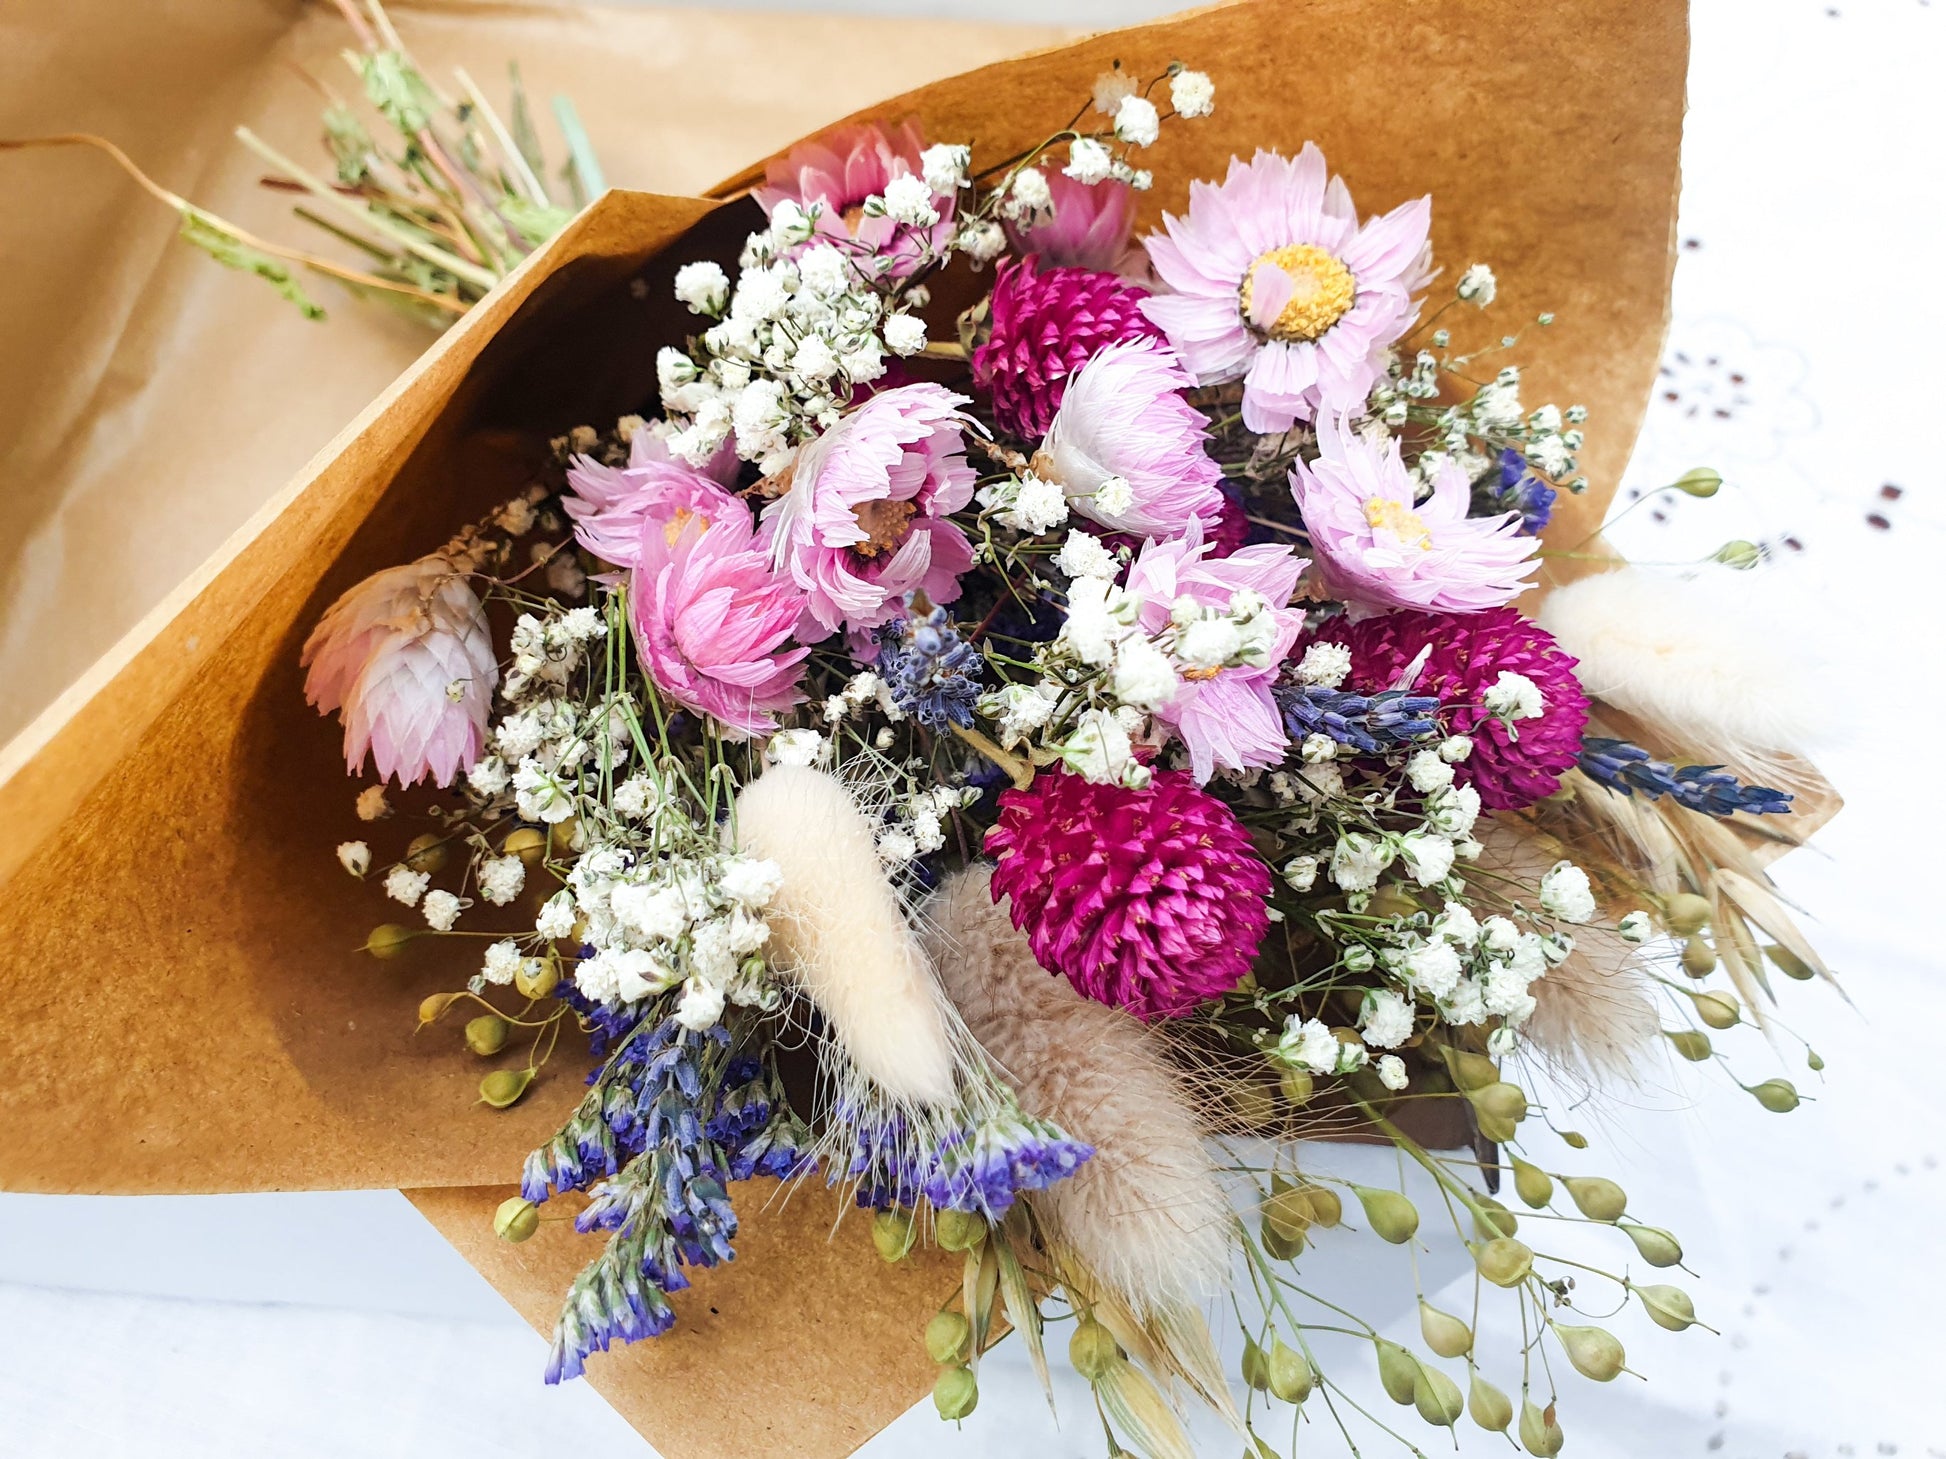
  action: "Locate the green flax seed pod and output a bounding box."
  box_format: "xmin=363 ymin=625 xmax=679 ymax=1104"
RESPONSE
xmin=935 ymin=1209 xmax=987 ymax=1252
xmin=478 ymin=1067 xmax=534 ymax=1109
xmin=363 ymin=923 xmax=414 ymax=959
xmin=1634 ymin=1282 xmax=1699 ymax=1332
xmin=1419 ymin=1300 xmax=1474 ymax=1358
xmin=515 ymin=956 xmax=560 ymax=1000
xmin=1069 ymin=1318 xmax=1120 ymax=1380
xmin=1473 ymin=1195 xmax=1519 ymax=1241
xmin=503 ymin=826 xmax=548 ymax=865
xmin=1241 ymin=1336 xmax=1271 ymax=1392
xmin=1442 ymin=1046 xmax=1501 ymax=1093
xmin=1554 ymin=1323 xmax=1626 ymax=1382
xmin=1766 ymin=943 xmax=1817 ymax=981
xmin=1300 ymin=1183 xmax=1344 ymax=1227
xmin=1415 ymin=1364 xmax=1465 ymax=1427
xmin=1715 ymin=539 xmax=1763 ymax=570
xmin=1806 ymin=1048 xmax=1826 ymax=1072
xmin=1562 ymin=1175 xmax=1627 ymax=1222
xmin=1468 ymin=1372 xmax=1514 ymax=1432
xmin=872 ymin=1208 xmax=915 ymax=1262
xmin=1231 ymin=1079 xmax=1278 ymax=1128
xmin=1672 ymin=467 xmax=1723 ymax=497
xmin=1680 ymin=935 xmax=1718 ymax=977
xmin=1666 ymin=1028 xmax=1713 ymax=1062
xmin=1512 ymin=1157 xmax=1555 ymax=1209
xmin=933 ymin=1365 xmax=978 ymax=1420
xmin=1367 ymin=885 xmax=1423 ymax=921
xmin=1665 ymin=893 xmax=1712 ymax=936
xmin=1519 ymin=1400 xmax=1565 ymax=1457
xmin=493 ymin=1196 xmax=540 ymax=1243
xmin=1268 ymin=1339 xmax=1314 ymax=1404
xmin=404 ymin=832 xmax=449 ymax=874
xmin=926 ymin=1310 xmax=973 ymax=1364
xmin=1474 ymin=1237 xmax=1534 ymax=1287
xmin=1560 ymin=1130 xmax=1589 ymax=1150
xmin=1750 ymin=1078 xmax=1801 ymax=1113
xmin=1260 ymin=1216 xmax=1305 ymax=1261
xmin=465 ymin=1013 xmax=509 ymax=1056
xmin=1471 ymin=1081 xmax=1528 ymax=1126
xmin=1262 ymin=1187 xmax=1314 ymax=1242
xmin=1354 ymin=1185 xmax=1420 ymax=1244
xmin=417 ymin=991 xmax=463 ymax=1025
xmin=1375 ymin=1341 xmax=1420 ymax=1405
xmin=1278 ymin=1067 xmax=1316 ymax=1106
xmin=1693 ymin=991 xmax=1740 ymax=1029
xmin=1620 ymin=1222 xmax=1684 ymax=1267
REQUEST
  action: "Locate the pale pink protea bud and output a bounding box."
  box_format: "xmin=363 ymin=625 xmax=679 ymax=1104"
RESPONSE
xmin=302 ymin=556 xmax=497 ymax=787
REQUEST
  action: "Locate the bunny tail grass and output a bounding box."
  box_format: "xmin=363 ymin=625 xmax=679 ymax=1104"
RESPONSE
xmin=734 ymin=763 xmax=956 ymax=1107
xmin=923 ymin=865 xmax=1235 ymax=1315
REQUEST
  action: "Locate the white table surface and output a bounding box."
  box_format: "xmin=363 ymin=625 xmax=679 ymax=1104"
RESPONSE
xmin=4 ymin=1 xmax=1944 ymax=1455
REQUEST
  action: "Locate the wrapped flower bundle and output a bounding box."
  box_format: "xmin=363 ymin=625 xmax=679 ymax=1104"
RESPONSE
xmin=0 ymin=3 xmax=1839 ymax=1456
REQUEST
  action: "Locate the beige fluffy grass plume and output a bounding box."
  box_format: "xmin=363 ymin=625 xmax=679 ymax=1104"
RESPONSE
xmin=922 ymin=865 xmax=1234 ymax=1315
xmin=733 ymin=764 xmax=956 ymax=1106
xmin=1476 ymin=823 xmax=1660 ymax=1083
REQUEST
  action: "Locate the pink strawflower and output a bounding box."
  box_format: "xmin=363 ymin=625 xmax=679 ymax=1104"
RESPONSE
xmin=1291 ymin=418 xmax=1538 ymax=614
xmin=971 ymin=257 xmax=1166 ymax=439
xmin=1126 ymin=524 xmax=1307 ymax=782
xmin=302 ymin=556 xmax=496 ymax=788
xmin=754 ymin=119 xmax=954 ymax=279
xmin=986 ymin=768 xmax=1271 ymax=1020
xmin=565 ymin=425 xmax=743 ymax=568
xmin=631 ymin=511 xmax=810 ymax=737
xmin=1313 ymin=606 xmax=1590 ymax=810
xmin=1004 ymin=171 xmax=1136 ymax=272
xmin=1142 ymin=146 xmax=1432 ymax=432
xmin=761 ymin=383 xmax=976 ymax=641
xmin=1038 ymin=338 xmax=1225 ymax=540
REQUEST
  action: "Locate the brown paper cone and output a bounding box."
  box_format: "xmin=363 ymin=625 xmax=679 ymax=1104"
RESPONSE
xmin=0 ymin=1 xmax=1758 ymax=1453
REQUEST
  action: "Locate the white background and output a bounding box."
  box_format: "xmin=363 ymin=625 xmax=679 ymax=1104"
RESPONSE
xmin=3 ymin=1 xmax=1944 ymax=1455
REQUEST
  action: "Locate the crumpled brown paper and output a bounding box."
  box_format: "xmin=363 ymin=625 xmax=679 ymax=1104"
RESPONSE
xmin=0 ymin=2 xmax=1703 ymax=1453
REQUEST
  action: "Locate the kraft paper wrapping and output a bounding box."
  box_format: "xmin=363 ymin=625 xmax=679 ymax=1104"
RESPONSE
xmin=0 ymin=2 xmax=1729 ymax=1454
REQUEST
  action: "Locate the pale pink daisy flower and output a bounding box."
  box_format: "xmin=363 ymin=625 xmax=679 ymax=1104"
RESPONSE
xmin=1290 ymin=417 xmax=1539 ymax=614
xmin=564 ymin=425 xmax=743 ymax=568
xmin=631 ymin=512 xmax=810 ymax=737
xmin=302 ymin=556 xmax=497 ymax=787
xmin=1004 ymin=171 xmax=1137 ymax=273
xmin=754 ymin=120 xmax=955 ymax=279
xmin=761 ymin=383 xmax=976 ymax=642
xmin=1141 ymin=146 xmax=1432 ymax=433
xmin=1125 ymin=523 xmax=1307 ymax=782
xmin=1036 ymin=338 xmax=1225 ymax=540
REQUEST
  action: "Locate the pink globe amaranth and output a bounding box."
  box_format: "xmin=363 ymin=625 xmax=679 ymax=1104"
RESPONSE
xmin=971 ymin=256 xmax=1167 ymax=439
xmin=1003 ymin=170 xmax=1137 ymax=272
xmin=753 ymin=119 xmax=954 ymax=280
xmin=1313 ymin=606 xmax=1590 ymax=811
xmin=302 ymin=556 xmax=496 ymax=788
xmin=631 ymin=511 xmax=810 ymax=738
xmin=986 ymin=769 xmax=1271 ymax=1020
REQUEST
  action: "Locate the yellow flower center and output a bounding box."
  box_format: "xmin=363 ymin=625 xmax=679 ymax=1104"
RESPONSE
xmin=1364 ymin=497 xmax=1434 ymax=551
xmin=662 ymin=507 xmax=698 ymax=547
xmin=1239 ymin=244 xmax=1356 ymax=342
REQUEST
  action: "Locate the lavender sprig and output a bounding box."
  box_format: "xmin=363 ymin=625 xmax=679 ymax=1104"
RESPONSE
xmin=1579 ymin=735 xmax=1793 ymax=817
xmin=876 ymin=606 xmax=984 ymax=730
xmin=1274 ymin=683 xmax=1441 ymax=755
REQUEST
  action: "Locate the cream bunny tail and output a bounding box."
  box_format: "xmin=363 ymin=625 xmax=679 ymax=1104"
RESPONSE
xmin=734 ymin=763 xmax=956 ymax=1108
xmin=922 ymin=865 xmax=1235 ymax=1316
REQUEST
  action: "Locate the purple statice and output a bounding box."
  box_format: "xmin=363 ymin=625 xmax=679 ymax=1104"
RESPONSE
xmin=1274 ymin=683 xmax=1441 ymax=756
xmin=1579 ymin=736 xmax=1794 ymax=817
xmin=844 ymin=1100 xmax=1091 ymax=1218
xmin=875 ymin=604 xmax=984 ymax=730
xmin=1484 ymin=448 xmax=1557 ymax=536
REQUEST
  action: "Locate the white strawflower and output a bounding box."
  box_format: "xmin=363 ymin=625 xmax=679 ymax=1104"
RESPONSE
xmin=880 ymin=173 xmax=939 ymax=228
xmin=1457 ymin=263 xmax=1498 ymax=306
xmin=535 ymin=893 xmax=578 ymax=941
xmin=674 ymin=979 xmax=727 ymax=1032
xmin=718 ymin=856 xmax=784 ymax=909
xmin=477 ymin=854 xmax=525 ymax=907
xmin=355 ymin=785 xmax=391 ymax=821
xmin=1539 ymin=860 xmax=1598 ymax=924
xmin=1169 ymin=69 xmax=1215 ymax=118
xmin=1406 ymin=748 xmax=1455 ymax=792
xmin=1376 ymin=1054 xmax=1409 ymax=1092
xmin=1403 ymin=939 xmax=1464 ymax=998
xmin=1296 ymin=641 xmax=1353 ymax=688
xmin=1054 ymin=529 xmax=1118 ymax=580
xmin=1110 ymin=636 xmax=1179 ymax=712
xmin=422 ymin=889 xmax=463 ymax=931
xmin=919 ymin=143 xmax=969 ymax=193
xmin=1176 ymin=616 xmax=1242 ymax=670
xmin=1280 ymin=1016 xmax=1343 ymax=1075
xmin=1617 ymin=909 xmax=1652 ymax=944
xmin=1361 ymin=989 xmax=1416 ymax=1049
xmin=482 ymin=940 xmax=524 ymax=986
xmin=766 ymin=728 xmax=828 ymax=768
xmin=1483 ymin=670 xmax=1545 ymax=720
xmin=1065 ymin=137 xmax=1115 ymax=185
xmin=383 ymin=865 xmax=428 ymax=907
xmin=1282 ymin=855 xmax=1319 ymax=893
xmin=1438 ymin=735 xmax=1473 ymax=763
xmin=1113 ymin=94 xmax=1160 ymax=146
xmin=882 ymin=312 xmax=928 ymax=357
xmin=336 ymin=841 xmax=370 ymax=878
xmin=673 ymin=260 xmax=729 ymax=314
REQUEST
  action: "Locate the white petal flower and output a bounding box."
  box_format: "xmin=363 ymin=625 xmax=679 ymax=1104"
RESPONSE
xmin=1113 ymin=94 xmax=1160 ymax=146
xmin=1539 ymin=860 xmax=1598 ymax=924
xmin=1483 ymin=670 xmax=1545 ymax=721
xmin=1406 ymin=749 xmax=1455 ymax=793
xmin=1176 ymin=617 xmax=1242 ymax=670
xmin=1064 ymin=138 xmax=1114 ymax=186
xmin=1280 ymin=1016 xmax=1343 ymax=1075
xmin=482 ymin=940 xmax=524 ymax=986
xmin=1169 ymin=69 xmax=1215 ymax=118
xmin=535 ymin=892 xmax=578 ymax=941
xmin=1361 ymin=989 xmax=1416 ymax=1049
xmin=1007 ymin=166 xmax=1052 ymax=216
xmin=1330 ymin=832 xmax=1393 ymax=892
xmin=383 ymin=865 xmax=429 ymax=907
xmin=1295 ymin=641 xmax=1352 ymax=688
xmin=882 ymin=313 xmax=928 ymax=357
xmin=336 ymin=841 xmax=370 ymax=878
xmin=1438 ymin=735 xmax=1473 ymax=763
xmin=1110 ymin=636 xmax=1179 ymax=712
xmin=1617 ymin=910 xmax=1653 ymax=943
xmin=1376 ymin=1054 xmax=1409 ymax=1092
xmin=1457 ymin=263 xmax=1498 ymax=306
xmin=1282 ymin=855 xmax=1319 ymax=892
xmin=766 ymin=729 xmax=829 ymax=768
xmin=718 ymin=856 xmax=784 ymax=910
xmin=919 ymin=143 xmax=970 ymax=194
xmin=674 ymin=979 xmax=727 ymax=1031
xmin=421 ymin=889 xmax=463 ymax=932
xmin=1403 ymin=939 xmax=1464 ymax=998
xmin=880 ymin=173 xmax=940 ymax=228
xmin=477 ymin=854 xmax=526 ymax=907
xmin=355 ymin=785 xmax=391 ymax=821
xmin=797 ymin=244 xmax=850 ymax=297
xmin=673 ymin=260 xmax=729 ymax=314
xmin=1054 ymin=529 xmax=1119 ymax=581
